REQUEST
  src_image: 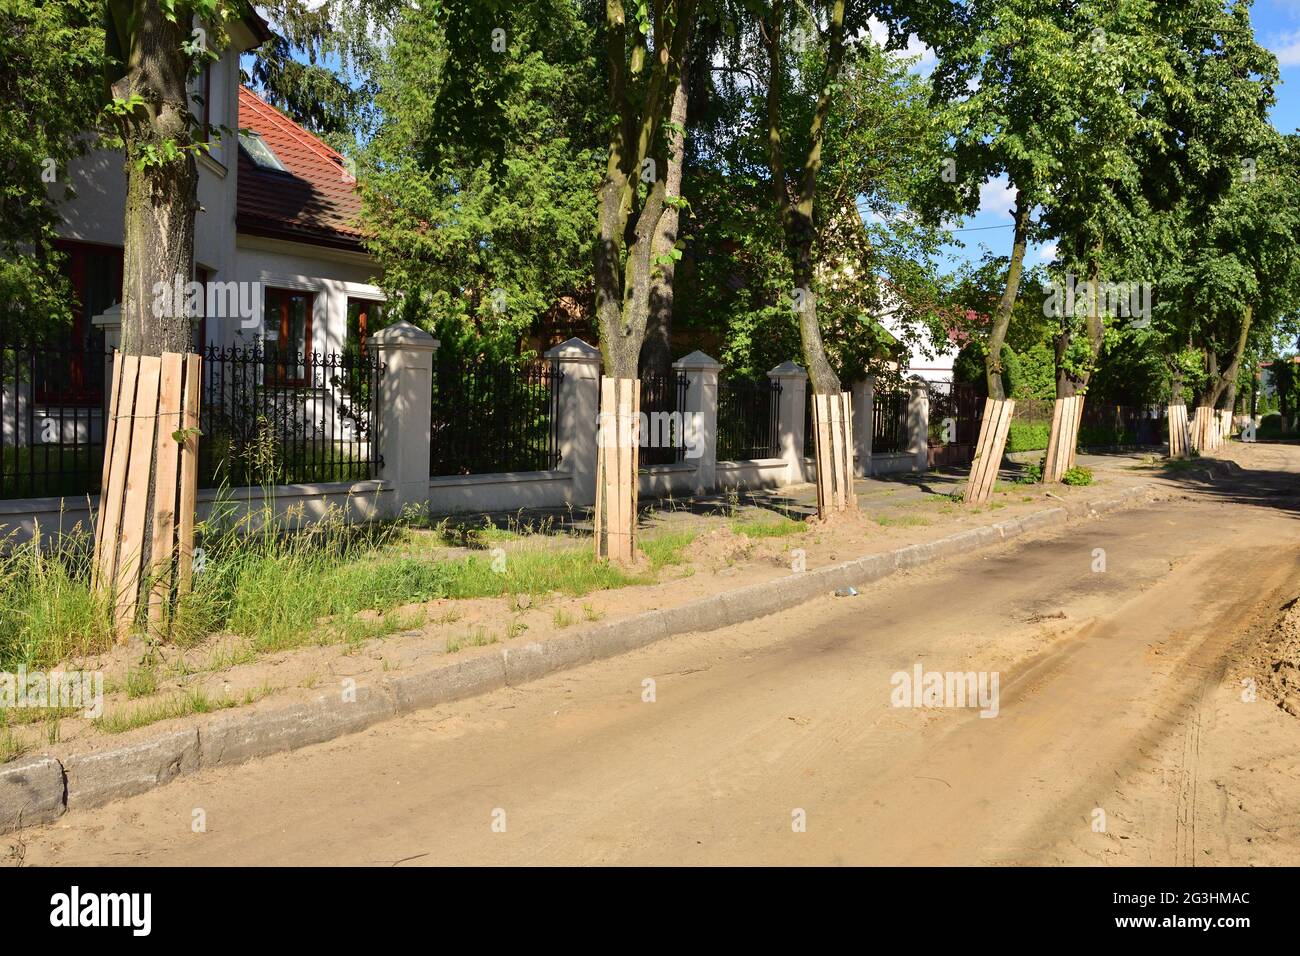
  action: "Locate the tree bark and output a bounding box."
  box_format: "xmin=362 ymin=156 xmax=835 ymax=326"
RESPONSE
xmin=594 ymin=0 xmax=695 ymax=381
xmin=120 ymin=0 xmax=199 ymax=357
xmin=763 ymin=0 xmax=847 ymax=397
xmin=642 ymin=49 xmax=690 ymax=381
xmin=1203 ymin=305 xmax=1253 ymax=410
xmin=984 ymin=192 xmax=1031 ymax=401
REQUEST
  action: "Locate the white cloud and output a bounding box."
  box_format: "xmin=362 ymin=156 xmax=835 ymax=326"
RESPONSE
xmin=978 ymin=176 xmax=1017 ymax=220
xmin=1270 ymin=30 xmax=1300 ymax=67
xmin=1036 ymin=242 xmax=1058 ymax=264
xmin=857 ymin=17 xmax=936 ymax=72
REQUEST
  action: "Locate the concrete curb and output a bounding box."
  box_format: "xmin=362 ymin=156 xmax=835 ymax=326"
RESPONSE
xmin=0 ymin=482 xmax=1158 ymax=833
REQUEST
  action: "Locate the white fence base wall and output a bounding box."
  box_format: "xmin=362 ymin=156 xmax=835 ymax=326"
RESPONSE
xmin=638 ymin=463 xmax=700 ymax=499
xmin=0 ymin=480 xmax=394 ymax=544
xmin=716 ymin=458 xmax=790 ymax=492
xmin=428 ymin=469 xmax=574 ymax=515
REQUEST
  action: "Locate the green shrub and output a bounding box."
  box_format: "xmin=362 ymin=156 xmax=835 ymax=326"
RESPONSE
xmin=1006 ymin=422 xmax=1050 ymax=452
xmin=1017 ymin=458 xmax=1044 ymax=484
xmin=1061 ymin=466 xmax=1094 ymax=486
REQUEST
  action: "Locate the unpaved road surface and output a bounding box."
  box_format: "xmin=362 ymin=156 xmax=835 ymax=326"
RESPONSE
xmin=8 ymin=447 xmax=1300 ymax=866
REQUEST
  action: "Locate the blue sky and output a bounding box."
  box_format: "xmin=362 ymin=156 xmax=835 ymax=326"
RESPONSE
xmin=939 ymin=0 xmax=1300 ymax=276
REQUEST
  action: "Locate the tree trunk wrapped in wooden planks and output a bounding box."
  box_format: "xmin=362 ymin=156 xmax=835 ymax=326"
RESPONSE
xmin=965 ymin=397 xmax=1014 ymax=505
xmin=1190 ymin=404 xmax=1219 ymax=453
xmin=594 ymin=377 xmax=641 ymax=564
xmin=92 ymin=351 xmax=201 ymax=639
xmin=811 ymin=392 xmax=856 ymax=516
xmin=1167 ymin=403 xmax=1191 ymax=458
xmin=1042 ymin=395 xmax=1084 ymax=483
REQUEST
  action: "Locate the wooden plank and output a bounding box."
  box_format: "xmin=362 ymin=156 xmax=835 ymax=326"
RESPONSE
xmin=973 ymin=401 xmax=1001 ymax=502
xmin=114 ymin=355 xmax=162 ymax=636
xmin=147 ymin=352 xmax=184 ymax=624
xmin=1043 ymin=398 xmax=1065 ymax=483
xmin=92 ymin=352 xmax=125 ymax=587
xmin=842 ymin=393 xmax=855 ymax=507
xmin=972 ymin=398 xmax=1013 ymax=504
xmin=596 ymin=376 xmax=614 ymax=560
xmin=95 ymin=354 xmax=140 ymax=592
xmin=815 ymin=394 xmax=833 ymax=514
xmin=175 ymin=353 xmax=201 ymax=595
xmin=965 ymin=398 xmax=998 ymax=502
xmin=613 ymin=378 xmax=630 ymax=563
xmin=1066 ymin=395 xmax=1084 ymax=470
xmin=987 ymin=399 xmax=1015 ymax=500
xmin=828 ymin=393 xmax=846 ymax=510
xmin=630 ymin=379 xmax=641 ymax=557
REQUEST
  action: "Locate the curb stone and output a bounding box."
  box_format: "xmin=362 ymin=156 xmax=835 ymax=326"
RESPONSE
xmin=0 ymin=756 xmax=65 ymax=831
xmin=64 ymin=728 xmax=199 ymax=811
xmin=0 ymin=483 xmax=1161 ymax=833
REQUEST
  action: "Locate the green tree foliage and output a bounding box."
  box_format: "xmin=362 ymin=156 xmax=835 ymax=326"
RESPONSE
xmin=678 ymin=12 xmax=954 ymax=380
xmin=245 ymin=1 xmax=393 ymax=153
xmin=0 ymin=0 xmax=105 ymax=328
xmin=360 ymin=0 xmax=604 ymax=359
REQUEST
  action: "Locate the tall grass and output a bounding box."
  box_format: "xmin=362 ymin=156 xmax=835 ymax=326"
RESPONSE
xmin=0 ymin=498 xmax=699 ymax=671
xmin=0 ymin=527 xmax=113 ymax=671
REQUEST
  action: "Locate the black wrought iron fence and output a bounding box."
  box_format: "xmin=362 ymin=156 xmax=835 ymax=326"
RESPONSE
xmin=873 ymin=389 xmax=908 ymax=454
xmin=198 ymin=344 xmax=383 ymax=488
xmin=430 ymin=355 xmax=561 ymax=476
xmin=717 ymin=375 xmax=781 ymax=461
xmin=639 ymin=370 xmax=690 ymax=466
xmin=0 ymin=338 xmax=110 ymax=500
xmin=1079 ymin=403 xmax=1168 ymax=447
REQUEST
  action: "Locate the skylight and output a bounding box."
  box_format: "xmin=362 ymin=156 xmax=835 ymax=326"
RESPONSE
xmin=239 ymin=131 xmax=285 ymax=171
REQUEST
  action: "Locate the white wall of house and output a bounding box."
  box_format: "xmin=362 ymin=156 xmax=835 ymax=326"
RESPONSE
xmin=227 ymin=234 xmax=383 ymax=353
xmin=50 ymin=25 xmax=252 ymax=285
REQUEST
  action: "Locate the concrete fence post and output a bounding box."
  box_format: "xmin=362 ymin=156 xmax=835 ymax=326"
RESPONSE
xmin=545 ymin=337 xmax=602 ymax=507
xmin=768 ymin=360 xmax=808 ymax=486
xmin=907 ymin=378 xmax=930 ymax=473
xmin=370 ymin=321 xmax=438 ymax=519
xmin=851 ymin=374 xmax=876 ymax=478
xmin=674 ymin=350 xmax=721 ymax=493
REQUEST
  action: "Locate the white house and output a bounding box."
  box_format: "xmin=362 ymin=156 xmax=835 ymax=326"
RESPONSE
xmin=49 ymin=7 xmax=384 ymax=376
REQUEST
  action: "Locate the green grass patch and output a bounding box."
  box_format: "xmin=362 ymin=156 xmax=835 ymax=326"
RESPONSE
xmin=92 ymin=685 xmax=272 ymax=735
xmin=731 ymin=515 xmax=804 ymax=539
xmin=876 ymin=514 xmax=932 ymax=527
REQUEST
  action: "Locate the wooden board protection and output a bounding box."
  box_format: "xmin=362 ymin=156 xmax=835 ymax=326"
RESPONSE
xmin=594 ymin=377 xmax=639 ymax=564
xmin=810 ymin=391 xmax=856 ymax=516
xmin=175 ymin=353 xmax=202 ymax=594
xmin=1167 ymin=404 xmax=1190 ymax=458
xmin=965 ymin=398 xmax=1014 ymax=504
xmin=94 ymin=350 xmax=202 ymax=639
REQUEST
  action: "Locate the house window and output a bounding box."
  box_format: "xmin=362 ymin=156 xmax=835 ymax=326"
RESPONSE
xmin=44 ymin=240 xmax=122 ymax=404
xmin=346 ymin=298 xmax=383 ymax=360
xmin=264 ymin=287 xmax=314 ymax=385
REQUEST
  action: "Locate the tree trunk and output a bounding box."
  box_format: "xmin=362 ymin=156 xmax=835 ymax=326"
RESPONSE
xmin=984 ymin=193 xmax=1032 ymax=401
xmin=1044 ymin=253 xmax=1104 ymax=481
xmin=762 ymin=0 xmax=851 ymax=517
xmin=764 ymin=0 xmax=845 ymax=399
xmin=592 ymin=0 xmax=695 ymax=562
xmin=120 ymin=0 xmax=199 ymax=356
xmin=642 ymin=50 xmax=689 ymax=381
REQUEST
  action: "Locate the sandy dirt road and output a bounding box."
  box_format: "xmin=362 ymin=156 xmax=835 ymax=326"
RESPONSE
xmin=8 ymin=448 xmax=1300 ymax=866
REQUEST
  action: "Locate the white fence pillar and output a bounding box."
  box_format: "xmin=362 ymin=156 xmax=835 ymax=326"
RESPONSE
xmin=675 ymin=350 xmax=720 ymax=493
xmin=851 ymin=374 xmax=875 ymax=478
xmin=370 ymin=321 xmax=438 ymax=519
xmin=545 ymin=337 xmax=602 ymax=507
xmin=768 ymin=360 xmax=807 ymax=485
xmin=907 ymin=378 xmax=930 ymax=473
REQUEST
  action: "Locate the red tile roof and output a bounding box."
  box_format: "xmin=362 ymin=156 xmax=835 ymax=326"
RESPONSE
xmin=236 ymin=86 xmax=365 ymax=250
